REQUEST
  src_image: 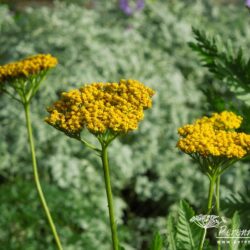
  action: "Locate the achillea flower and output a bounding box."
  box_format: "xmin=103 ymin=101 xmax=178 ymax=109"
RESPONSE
xmin=178 ymin=111 xmax=250 ymax=250
xmin=0 ymin=54 xmax=62 ymax=249
xmin=46 ymin=79 xmax=155 ymax=135
xmin=0 ymin=54 xmax=57 ymax=82
xmin=177 ymin=111 xmax=250 ymax=159
xmin=46 ymin=79 xmax=154 ymax=250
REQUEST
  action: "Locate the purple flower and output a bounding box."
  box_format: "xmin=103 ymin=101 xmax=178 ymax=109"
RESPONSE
xmin=119 ymin=0 xmax=133 ymax=15
xmin=136 ymin=0 xmax=145 ymax=11
xmin=119 ymin=0 xmax=145 ymax=15
xmin=246 ymin=0 xmax=250 ymax=8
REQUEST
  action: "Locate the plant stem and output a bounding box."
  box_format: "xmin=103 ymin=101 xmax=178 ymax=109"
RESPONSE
xmin=216 ymin=175 xmax=221 ymax=250
xmin=207 ymin=175 xmax=216 ymax=213
xmin=198 ymin=175 xmax=216 ymax=250
xmin=216 ymin=175 xmax=220 ymax=215
xmin=100 ymin=145 xmax=119 ymax=250
xmin=79 ymin=138 xmax=101 ymax=152
xmin=24 ymin=103 xmax=63 ymax=250
xmin=199 ymin=228 xmax=207 ymax=250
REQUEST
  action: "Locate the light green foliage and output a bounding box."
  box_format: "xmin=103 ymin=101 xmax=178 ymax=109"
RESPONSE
xmin=224 ymin=192 xmax=250 ymax=224
xmin=229 ymin=212 xmax=241 ymax=250
xmin=166 ymin=215 xmax=177 ymax=250
xmin=150 ymin=232 xmax=163 ymax=250
xmin=0 ymin=1 xmax=249 ymax=249
xmin=166 ymin=201 xmax=247 ymax=250
xmin=190 ymin=27 xmax=250 ymax=130
xmin=190 ymin=25 xmax=250 ymax=232
xmin=0 ymin=179 xmax=112 ymax=250
xmin=190 ymin=28 xmax=250 ymax=93
xmin=228 ymin=212 xmax=248 ymax=250
xmin=166 ymin=200 xmax=203 ymax=250
xmin=176 ymin=201 xmax=202 ymax=250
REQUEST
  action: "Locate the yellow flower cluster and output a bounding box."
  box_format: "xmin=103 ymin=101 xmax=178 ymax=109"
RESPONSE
xmin=45 ymin=79 xmax=155 ymax=134
xmin=177 ymin=111 xmax=250 ymax=158
xmin=0 ymin=54 xmax=58 ymax=82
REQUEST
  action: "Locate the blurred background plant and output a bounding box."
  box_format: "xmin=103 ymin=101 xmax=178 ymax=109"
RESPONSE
xmin=0 ymin=0 xmax=249 ymax=249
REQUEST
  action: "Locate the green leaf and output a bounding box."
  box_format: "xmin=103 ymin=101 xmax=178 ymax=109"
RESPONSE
xmin=176 ymin=200 xmax=202 ymax=250
xmin=225 ymin=192 xmax=250 ymax=219
xmin=218 ymin=212 xmax=246 ymax=250
xmin=118 ymin=244 xmax=126 ymax=250
xmin=150 ymin=232 xmax=163 ymax=250
xmin=230 ymin=212 xmax=241 ymax=250
xmin=166 ymin=214 xmax=177 ymax=250
xmin=190 ymin=27 xmax=250 ymax=94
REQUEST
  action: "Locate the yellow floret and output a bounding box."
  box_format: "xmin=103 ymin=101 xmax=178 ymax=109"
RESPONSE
xmin=0 ymin=54 xmax=58 ymax=82
xmin=46 ymin=79 xmax=155 ymax=134
xmin=177 ymin=111 xmax=250 ymax=159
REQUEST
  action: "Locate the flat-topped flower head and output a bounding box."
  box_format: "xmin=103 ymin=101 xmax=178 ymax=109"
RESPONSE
xmin=177 ymin=111 xmax=250 ymax=159
xmin=208 ymin=111 xmax=242 ymax=130
xmin=45 ymin=79 xmax=155 ymax=136
xmin=0 ymin=54 xmax=58 ymax=82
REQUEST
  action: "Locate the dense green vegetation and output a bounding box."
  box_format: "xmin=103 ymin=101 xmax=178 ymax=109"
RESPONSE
xmin=0 ymin=1 xmax=249 ymax=249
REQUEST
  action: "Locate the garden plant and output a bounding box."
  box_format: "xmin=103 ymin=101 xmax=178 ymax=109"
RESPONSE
xmin=0 ymin=0 xmax=250 ymax=250
xmin=45 ymin=79 xmax=155 ymax=250
xmin=177 ymin=111 xmax=250 ymax=250
xmin=0 ymin=54 xmax=63 ymax=249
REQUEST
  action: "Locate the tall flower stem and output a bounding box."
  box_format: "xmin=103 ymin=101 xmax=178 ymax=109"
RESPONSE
xmin=216 ymin=175 xmax=220 ymax=215
xmin=24 ymin=103 xmax=63 ymax=250
xmin=198 ymin=174 xmax=217 ymax=250
xmin=100 ymin=144 xmax=119 ymax=250
xmin=216 ymin=175 xmax=221 ymax=250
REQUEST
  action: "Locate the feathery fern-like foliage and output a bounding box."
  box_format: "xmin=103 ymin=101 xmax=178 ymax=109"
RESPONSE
xmin=229 ymin=212 xmax=241 ymax=250
xmin=176 ymin=200 xmax=202 ymax=250
xmin=190 ymin=28 xmax=250 ymax=92
xmin=150 ymin=232 xmax=163 ymax=250
xmin=190 ymin=27 xmax=250 ymax=133
xmin=166 ymin=200 xmax=203 ymax=250
xmin=166 ymin=215 xmax=177 ymax=250
xmin=224 ymin=192 xmax=250 ymax=219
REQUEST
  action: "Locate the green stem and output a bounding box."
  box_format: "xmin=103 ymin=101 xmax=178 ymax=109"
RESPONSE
xmin=79 ymin=138 xmax=101 ymax=152
xmin=198 ymin=175 xmax=217 ymax=250
xmin=199 ymin=228 xmax=207 ymax=250
xmin=216 ymin=176 xmax=221 ymax=250
xmin=100 ymin=145 xmax=119 ymax=250
xmin=207 ymin=175 xmax=216 ymax=213
xmin=216 ymin=175 xmax=220 ymax=215
xmin=24 ymin=103 xmax=63 ymax=250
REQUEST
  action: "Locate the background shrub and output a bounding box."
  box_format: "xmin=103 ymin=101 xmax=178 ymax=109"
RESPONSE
xmin=0 ymin=1 xmax=249 ymax=249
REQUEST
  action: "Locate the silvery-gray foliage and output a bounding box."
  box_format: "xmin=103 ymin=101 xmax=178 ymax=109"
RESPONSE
xmin=0 ymin=1 xmax=248 ymax=249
